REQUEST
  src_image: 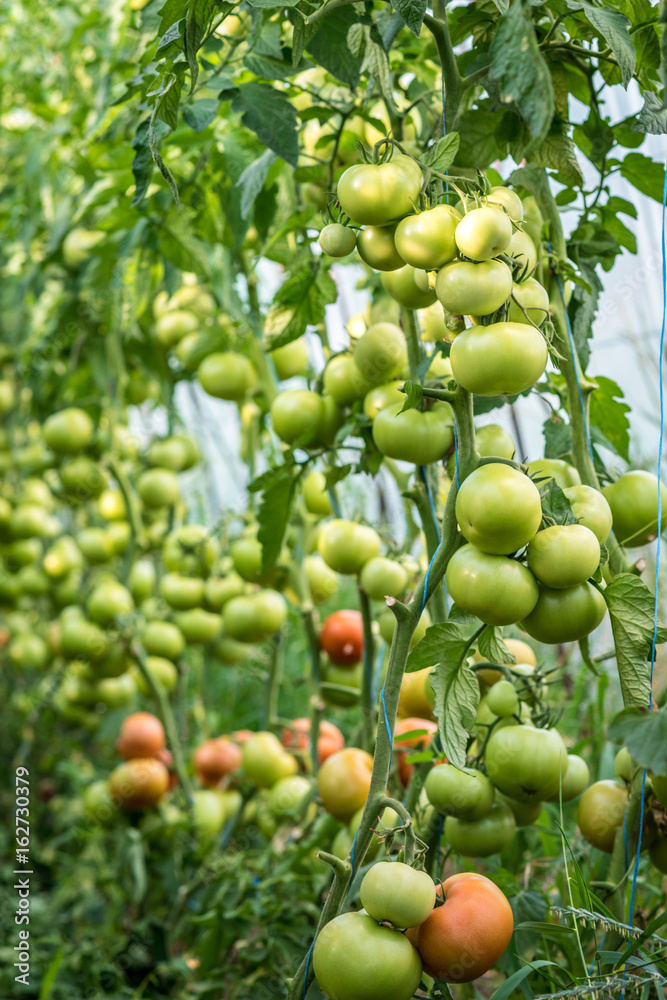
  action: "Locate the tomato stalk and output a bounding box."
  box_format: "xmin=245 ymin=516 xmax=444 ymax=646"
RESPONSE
xmin=357 ymin=584 xmax=377 ymax=752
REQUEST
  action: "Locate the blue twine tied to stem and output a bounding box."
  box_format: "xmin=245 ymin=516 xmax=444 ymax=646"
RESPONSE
xmin=327 ymin=489 xmax=342 ymax=519
xmin=302 ymin=940 xmax=315 ymax=1000
xmin=625 ymin=163 xmax=667 ymax=950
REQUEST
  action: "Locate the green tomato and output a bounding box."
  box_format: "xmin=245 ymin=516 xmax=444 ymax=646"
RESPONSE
xmin=548 ymin=754 xmax=590 ymax=802
xmin=360 ymin=556 xmax=408 ymax=600
xmin=315 ymin=394 xmax=345 ymax=447
xmin=436 ymin=259 xmax=512 ymax=317
xmin=60 ymin=613 xmax=110 ymax=662
xmin=212 ymin=634 xmax=253 ymax=664
xmin=444 ymin=801 xmax=516 ymax=857
xmin=455 ymin=206 xmax=512 ymax=261
xmin=5 ymin=537 xmax=42 ymax=567
xmin=372 ymin=402 xmax=454 ymax=465
xmin=231 ymin=536 xmax=263 ymax=582
xmin=526 ymin=458 xmax=581 ymax=489
xmin=318 ymin=519 xmax=381 ymax=574
xmin=8 ymin=634 xmax=49 ymax=670
xmin=382 ymin=265 xmax=437 ymax=308
xmin=394 ymin=205 xmax=459 ymax=271
xmin=485 ymin=726 xmax=568 ymax=802
xmin=242 ymin=731 xmax=297 ymax=788
xmin=302 ymin=471 xmax=333 ymax=516
xmin=204 ymin=573 xmax=245 ymax=611
xmin=304 ymin=554 xmax=339 ymax=605
xmin=353 ymin=323 xmax=407 ymax=385
xmin=450 ymin=322 xmax=547 ymax=396
xmin=360 ymin=861 xmax=435 ymax=929
xmin=494 ymin=791 xmax=544 ymax=827
xmin=198 ymin=351 xmax=257 ymax=401
xmin=337 ymin=155 xmax=423 ymax=227
xmin=319 ymin=223 xmax=356 ymax=257
xmin=142 ymin=620 xmax=185 ymax=660
xmin=653 ymin=773 xmax=667 ymax=808
xmin=60 ymin=456 xmax=107 ymax=499
xmin=577 ymin=779 xmax=628 ymax=853
xmin=357 ymin=225 xmax=405 ymax=271
xmin=135 ymin=655 xmax=178 ymax=694
xmin=424 ymin=764 xmax=495 ymax=820
xmin=527 ymin=524 xmax=600 ymax=589
xmin=192 ymin=789 xmax=227 ymax=842
xmin=427 ymin=353 xmax=452 ymax=379
xmin=76 ymin=527 xmax=115 ymax=564
xmin=43 ymin=408 xmax=94 ymax=454
xmin=563 ymin=485 xmax=613 ymax=544
xmin=160 ymin=572 xmax=205 ymax=609
xmin=223 ymin=589 xmax=287 ymax=642
xmin=155 ymin=310 xmax=198 ymax=347
xmin=602 ymin=470 xmax=667 ymax=547
xmin=445 ymin=545 xmax=539 ymax=626
xmin=268 ymin=774 xmax=313 ymax=820
xmin=419 ymin=301 xmax=463 ymax=342
xmin=87 ymin=581 xmax=134 ymax=625
xmin=507 ymin=277 xmax=549 ymax=325
xmin=137 ymin=468 xmax=180 ymax=509
xmin=486 ymin=186 xmax=523 ymax=221
xmin=98 ymin=488 xmax=127 ymax=521
xmin=270 ymin=337 xmax=309 ymax=380
xmin=614 ymin=746 xmax=633 ymax=784
xmin=323 ymin=354 xmax=375 ymax=407
xmin=173 ymin=608 xmax=222 ymax=643
xmin=163 ymin=524 xmax=217 ymax=576
xmin=16 ymin=566 xmax=50 ymax=597
xmin=270 ymin=389 xmax=324 ymax=446
xmin=507 ymin=229 xmax=538 ymax=276
xmin=321 ymin=661 xmax=362 ymax=706
xmin=476 ymin=424 xmax=516 ymax=461
xmin=313 ymin=911 xmax=423 ymax=1000
xmin=485 ymin=680 xmax=519 ymax=718
xmin=332 ymin=825 xmax=354 ymax=860
xmin=363 ymin=381 xmax=405 ymax=419
xmin=520 ymin=581 xmax=606 ymax=643
xmin=456 ymin=463 xmax=542 ymax=554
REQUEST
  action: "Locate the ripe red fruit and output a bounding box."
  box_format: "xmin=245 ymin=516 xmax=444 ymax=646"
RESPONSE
xmin=193 ymin=738 xmax=243 ymax=787
xmin=116 ymin=712 xmax=166 ymax=760
xmin=320 ymin=610 xmax=364 ymax=666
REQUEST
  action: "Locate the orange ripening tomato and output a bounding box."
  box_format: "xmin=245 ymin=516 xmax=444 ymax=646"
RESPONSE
xmin=394 ymin=717 xmax=438 ymax=785
xmin=193 ymin=738 xmax=243 ymax=787
xmin=320 ymin=610 xmax=364 ymax=666
xmin=407 ymin=873 xmax=514 ymax=982
xmin=281 ymin=717 xmax=345 ymax=765
xmin=116 ymin=712 xmax=165 ymax=760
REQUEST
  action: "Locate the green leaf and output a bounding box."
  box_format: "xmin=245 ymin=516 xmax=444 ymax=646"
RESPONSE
xmin=455 ymin=108 xmax=503 ymax=168
xmin=537 ymin=478 xmax=578 ymax=526
xmin=511 ymin=890 xmax=548 ymax=951
xmin=542 ymin=414 xmax=572 ymax=460
xmin=422 ymin=133 xmax=460 ymax=173
xmin=264 ymin=264 xmax=337 ymax=349
xmin=390 ymin=0 xmax=427 ymax=37
xmin=487 ymin=0 xmax=554 ymax=151
xmin=229 ymin=83 xmax=299 ymax=166
xmin=184 ymin=0 xmax=221 ymax=92
xmin=566 ymin=1 xmax=636 ymax=88
xmin=323 ymin=464 xmax=352 ymax=489
xmin=38 ymin=946 xmax=64 ymax=1000
xmin=406 ymin=621 xmax=470 ymax=673
xmin=589 ymin=376 xmax=631 ymax=462
xmin=361 ymin=31 xmax=393 ymax=103
xmin=477 ymin=626 xmax=514 ymax=665
xmin=633 ymin=92 xmax=667 ymax=136
xmin=431 ymin=657 xmax=480 ymax=769
xmin=307 ymin=9 xmax=363 ymax=88
xmin=620 ymin=152 xmax=667 ymax=203
xmin=182 ymin=97 xmax=218 ymax=132
xmin=572 ymin=110 xmax=615 ymax=167
xmin=486 ymin=960 xmax=557 ymax=1000
xmin=604 ymin=574 xmax=667 ymax=708
xmin=158 ymin=0 xmax=187 ymax=36
xmin=398 ymin=379 xmax=423 ymax=413
xmin=131 ymin=118 xmax=169 ymax=207
xmin=529 ymin=123 xmax=583 ymax=187
xmin=490 ymin=0 xmax=509 ymax=11
xmin=254 ymin=464 xmax=301 ymax=570
xmin=237 ymin=150 xmax=279 ymax=220
xmin=607 ymin=708 xmax=667 ymax=776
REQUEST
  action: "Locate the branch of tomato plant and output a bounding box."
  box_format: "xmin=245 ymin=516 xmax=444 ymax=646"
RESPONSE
xmin=357 ymin=584 xmax=378 ymax=752
xmin=131 ymin=642 xmax=194 ymax=806
xmin=379 ymin=795 xmax=417 ymax=865
xmin=423 ymin=9 xmax=464 ymax=131
xmin=263 ymin=633 xmax=284 ymax=730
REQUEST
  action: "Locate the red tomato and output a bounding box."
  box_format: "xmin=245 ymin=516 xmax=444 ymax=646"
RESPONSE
xmin=116 ymin=712 xmax=165 ymax=760
xmin=280 ymin=717 xmax=345 ymax=764
xmin=193 ymin=738 xmax=243 ymax=787
xmin=320 ymin=610 xmax=364 ymax=666
xmin=407 ymin=873 xmax=514 ymax=982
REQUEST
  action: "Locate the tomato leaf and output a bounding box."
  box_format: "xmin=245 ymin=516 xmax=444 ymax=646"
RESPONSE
xmin=619 ymin=152 xmax=667 ymax=203
xmin=536 ymin=479 xmax=578 ymax=527
xmin=389 ymin=0 xmax=427 ymax=37
xmin=255 ymin=463 xmax=302 ymax=571
xmin=398 ymin=379 xmax=423 ymax=414
xmin=182 ymin=98 xmax=218 ymax=133
xmin=487 ymin=0 xmax=554 ymax=152
xmin=306 ymin=9 xmax=364 ymax=88
xmin=603 ymin=574 xmax=667 ymax=708
xmin=406 ymin=621 xmax=474 ymax=673
xmin=421 ymin=133 xmax=460 ymax=173
xmin=588 ymin=376 xmax=631 ymax=462
xmin=264 ymin=264 xmax=337 ymax=349
xmin=237 ymin=150 xmax=279 ymax=220
xmin=228 ymin=82 xmax=299 ymax=166
xmin=607 ymin=707 xmax=667 ymax=776
xmin=633 ymin=92 xmax=667 ymax=136
xmin=565 ymin=1 xmax=636 ymax=89
xmin=477 ymin=626 xmax=515 ymax=665
xmin=430 ymin=656 xmax=479 ymax=769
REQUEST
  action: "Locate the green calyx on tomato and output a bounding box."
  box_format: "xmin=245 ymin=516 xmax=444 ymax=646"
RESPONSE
xmin=372 ymin=401 xmax=454 ymax=465
xmin=337 ymin=154 xmax=423 ymax=227
xmin=450 ymin=322 xmax=548 ymax=396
